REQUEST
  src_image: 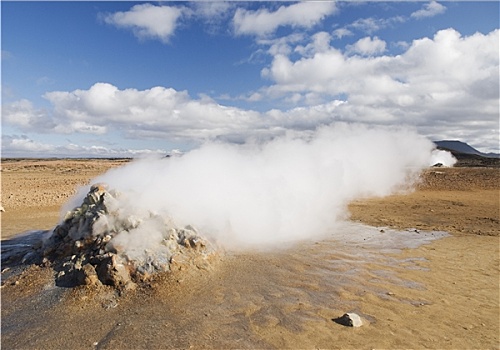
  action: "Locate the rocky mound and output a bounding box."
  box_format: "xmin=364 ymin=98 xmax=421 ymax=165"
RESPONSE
xmin=36 ymin=183 xmax=214 ymax=290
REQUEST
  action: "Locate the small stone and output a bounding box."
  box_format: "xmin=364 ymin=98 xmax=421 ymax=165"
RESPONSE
xmin=333 ymin=313 xmax=363 ymax=327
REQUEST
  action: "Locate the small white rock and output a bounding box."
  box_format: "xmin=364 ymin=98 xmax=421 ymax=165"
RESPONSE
xmin=346 ymin=313 xmax=363 ymax=327
xmin=335 ymin=312 xmax=363 ymax=327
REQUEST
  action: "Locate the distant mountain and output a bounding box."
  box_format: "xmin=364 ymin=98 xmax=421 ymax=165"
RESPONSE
xmin=434 ymin=140 xmax=499 ymax=159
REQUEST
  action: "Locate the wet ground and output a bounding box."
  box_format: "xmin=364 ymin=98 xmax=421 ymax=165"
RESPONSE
xmin=2 ymin=224 xmax=452 ymax=349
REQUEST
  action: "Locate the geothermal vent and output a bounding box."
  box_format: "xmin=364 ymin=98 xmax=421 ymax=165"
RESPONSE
xmin=42 ymin=184 xmax=213 ymax=290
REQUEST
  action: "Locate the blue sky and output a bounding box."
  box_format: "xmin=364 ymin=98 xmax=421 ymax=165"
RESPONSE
xmin=2 ymin=1 xmax=499 ymax=157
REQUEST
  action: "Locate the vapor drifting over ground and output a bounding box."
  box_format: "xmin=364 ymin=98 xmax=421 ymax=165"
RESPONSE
xmin=63 ymin=123 xmax=444 ymax=250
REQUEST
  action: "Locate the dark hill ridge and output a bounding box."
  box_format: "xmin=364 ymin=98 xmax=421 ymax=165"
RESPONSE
xmin=434 ymin=140 xmax=500 ymax=167
xmin=434 ymin=140 xmax=499 ymax=158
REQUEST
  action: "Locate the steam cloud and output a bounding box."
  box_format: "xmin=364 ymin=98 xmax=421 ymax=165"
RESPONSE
xmin=430 ymin=149 xmax=457 ymax=167
xmin=63 ymin=124 xmax=442 ymax=250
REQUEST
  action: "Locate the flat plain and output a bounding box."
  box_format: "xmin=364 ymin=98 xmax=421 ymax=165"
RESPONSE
xmin=1 ymin=158 xmax=498 ymax=349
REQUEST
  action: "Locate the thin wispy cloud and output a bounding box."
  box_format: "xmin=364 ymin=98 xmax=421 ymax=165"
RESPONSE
xmin=411 ymin=1 xmax=447 ymax=20
xmin=332 ymin=28 xmax=353 ymax=39
xmin=1 ymin=49 xmax=13 ymax=60
xmin=36 ymin=76 xmax=54 ymax=86
xmin=2 ymin=134 xmax=166 ymax=158
xmin=257 ymin=33 xmax=306 ymax=56
xmin=349 ymin=16 xmax=406 ymax=35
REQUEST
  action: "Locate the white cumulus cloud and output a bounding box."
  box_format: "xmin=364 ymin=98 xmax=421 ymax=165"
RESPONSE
xmin=260 ymin=28 xmax=499 ymax=152
xmin=103 ymin=3 xmax=187 ymax=43
xmin=233 ymin=2 xmax=337 ymax=37
xmin=3 ymin=82 xmax=353 ymax=151
xmin=2 ymin=99 xmax=55 ymax=131
xmin=40 ymin=83 xmax=265 ymax=142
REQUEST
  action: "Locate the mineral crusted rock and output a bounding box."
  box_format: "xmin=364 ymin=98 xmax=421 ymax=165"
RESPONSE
xmin=93 ymin=254 xmax=132 ymax=288
xmin=78 ymin=263 xmax=102 ymax=286
xmin=41 ymin=183 xmax=214 ymax=290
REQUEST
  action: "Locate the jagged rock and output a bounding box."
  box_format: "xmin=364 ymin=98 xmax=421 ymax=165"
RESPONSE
xmin=40 ymin=183 xmax=213 ymax=290
xmin=333 ymin=313 xmax=363 ymax=327
xmin=94 ymin=254 xmax=132 ymax=288
xmin=78 ymin=263 xmax=102 ymax=286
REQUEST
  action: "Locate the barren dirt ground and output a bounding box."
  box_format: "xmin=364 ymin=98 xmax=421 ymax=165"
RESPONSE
xmin=1 ymin=159 xmax=499 ymax=349
xmin=1 ymin=159 xmax=130 ymax=238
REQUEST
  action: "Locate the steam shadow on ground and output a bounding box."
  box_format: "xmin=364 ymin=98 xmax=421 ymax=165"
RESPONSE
xmin=0 ymin=230 xmax=77 ymax=287
xmin=1 ymin=230 xmax=46 ymax=275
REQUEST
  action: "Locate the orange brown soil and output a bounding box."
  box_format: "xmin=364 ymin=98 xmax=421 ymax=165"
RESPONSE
xmin=1 ymin=159 xmax=129 ymax=237
xmin=349 ymin=167 xmax=499 ymax=237
xmin=1 ymin=159 xmax=499 ymax=349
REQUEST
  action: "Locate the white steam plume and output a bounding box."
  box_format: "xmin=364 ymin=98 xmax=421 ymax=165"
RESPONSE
xmin=63 ymin=124 xmax=436 ymax=250
xmin=429 ymin=149 xmax=457 ymax=167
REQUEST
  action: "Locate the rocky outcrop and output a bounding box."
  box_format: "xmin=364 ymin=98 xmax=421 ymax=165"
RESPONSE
xmin=42 ymin=183 xmax=213 ymax=290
